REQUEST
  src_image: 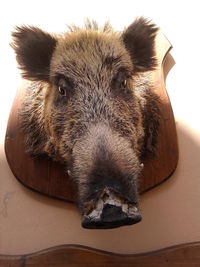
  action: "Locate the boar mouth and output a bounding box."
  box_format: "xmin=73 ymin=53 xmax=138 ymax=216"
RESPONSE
xmin=82 ymin=188 xmax=142 ymax=229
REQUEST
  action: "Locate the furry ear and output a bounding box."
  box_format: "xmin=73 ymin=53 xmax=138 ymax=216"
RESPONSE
xmin=122 ymin=17 xmax=159 ymax=72
xmin=11 ymin=26 xmax=57 ymax=81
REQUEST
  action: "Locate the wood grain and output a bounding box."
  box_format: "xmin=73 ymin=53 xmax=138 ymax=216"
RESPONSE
xmin=1 ymin=242 xmax=200 ymax=267
xmin=4 ymin=31 xmax=178 ymax=202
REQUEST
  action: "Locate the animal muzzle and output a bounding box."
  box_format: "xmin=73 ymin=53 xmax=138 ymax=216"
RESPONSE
xmin=82 ymin=188 xmax=142 ymax=229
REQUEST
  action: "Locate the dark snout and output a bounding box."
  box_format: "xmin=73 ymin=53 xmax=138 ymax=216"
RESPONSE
xmin=82 ymin=189 xmax=142 ymax=229
xmin=82 ymin=203 xmax=142 ymax=229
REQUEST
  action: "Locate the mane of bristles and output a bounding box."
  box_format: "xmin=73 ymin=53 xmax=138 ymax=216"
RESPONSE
xmin=68 ymin=19 xmax=113 ymax=33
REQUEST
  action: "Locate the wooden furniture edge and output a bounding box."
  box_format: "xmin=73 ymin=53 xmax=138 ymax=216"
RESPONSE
xmin=1 ymin=242 xmax=200 ymax=266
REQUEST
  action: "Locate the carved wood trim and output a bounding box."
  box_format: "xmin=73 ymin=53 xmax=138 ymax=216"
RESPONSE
xmin=1 ymin=242 xmax=200 ymax=266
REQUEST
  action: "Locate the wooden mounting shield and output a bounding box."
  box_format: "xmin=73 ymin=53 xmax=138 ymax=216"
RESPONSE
xmin=5 ymin=31 xmax=178 ymax=203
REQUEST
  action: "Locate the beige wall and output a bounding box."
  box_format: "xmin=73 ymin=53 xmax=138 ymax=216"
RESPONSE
xmin=0 ymin=0 xmax=200 ymax=255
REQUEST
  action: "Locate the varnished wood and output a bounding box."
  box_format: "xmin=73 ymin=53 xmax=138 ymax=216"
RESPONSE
xmin=4 ymin=31 xmax=178 ymax=202
xmin=1 ymin=242 xmax=200 ymax=267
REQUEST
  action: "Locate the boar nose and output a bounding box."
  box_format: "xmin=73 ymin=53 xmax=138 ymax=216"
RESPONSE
xmin=101 ymin=204 xmax=141 ymax=225
xmin=81 ymin=189 xmax=142 ymax=229
xmin=82 ymin=204 xmax=142 ymax=229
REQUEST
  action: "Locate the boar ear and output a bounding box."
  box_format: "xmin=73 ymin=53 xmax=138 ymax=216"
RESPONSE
xmin=11 ymin=26 xmax=57 ymax=81
xmin=122 ymin=17 xmax=158 ymax=72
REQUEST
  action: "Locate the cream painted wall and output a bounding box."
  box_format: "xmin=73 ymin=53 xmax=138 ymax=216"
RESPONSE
xmin=0 ymin=0 xmax=200 ymax=255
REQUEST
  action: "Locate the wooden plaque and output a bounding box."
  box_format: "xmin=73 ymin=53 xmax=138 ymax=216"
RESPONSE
xmin=4 ymin=31 xmax=178 ymax=202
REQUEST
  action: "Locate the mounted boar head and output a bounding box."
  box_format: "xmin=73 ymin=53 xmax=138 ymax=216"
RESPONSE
xmin=11 ymin=17 xmax=160 ymax=229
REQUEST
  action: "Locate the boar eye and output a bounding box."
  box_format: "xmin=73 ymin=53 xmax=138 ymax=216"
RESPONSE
xmin=121 ymin=79 xmax=127 ymax=88
xmin=112 ymin=71 xmax=129 ymax=92
xmin=58 ymin=78 xmax=68 ymax=96
xmin=58 ymin=86 xmax=66 ymax=96
xmin=57 ymin=76 xmax=74 ymax=97
xmin=112 ymin=66 xmax=131 ymax=86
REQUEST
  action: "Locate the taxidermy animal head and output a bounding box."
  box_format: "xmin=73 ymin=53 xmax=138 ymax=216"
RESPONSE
xmin=11 ymin=17 xmax=160 ymax=229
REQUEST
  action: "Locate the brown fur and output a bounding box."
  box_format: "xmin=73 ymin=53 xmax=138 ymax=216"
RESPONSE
xmin=12 ymin=18 xmax=160 ymax=215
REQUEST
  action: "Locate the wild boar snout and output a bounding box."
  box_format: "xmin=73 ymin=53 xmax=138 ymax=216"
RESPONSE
xmin=71 ymin=124 xmax=142 ymax=228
